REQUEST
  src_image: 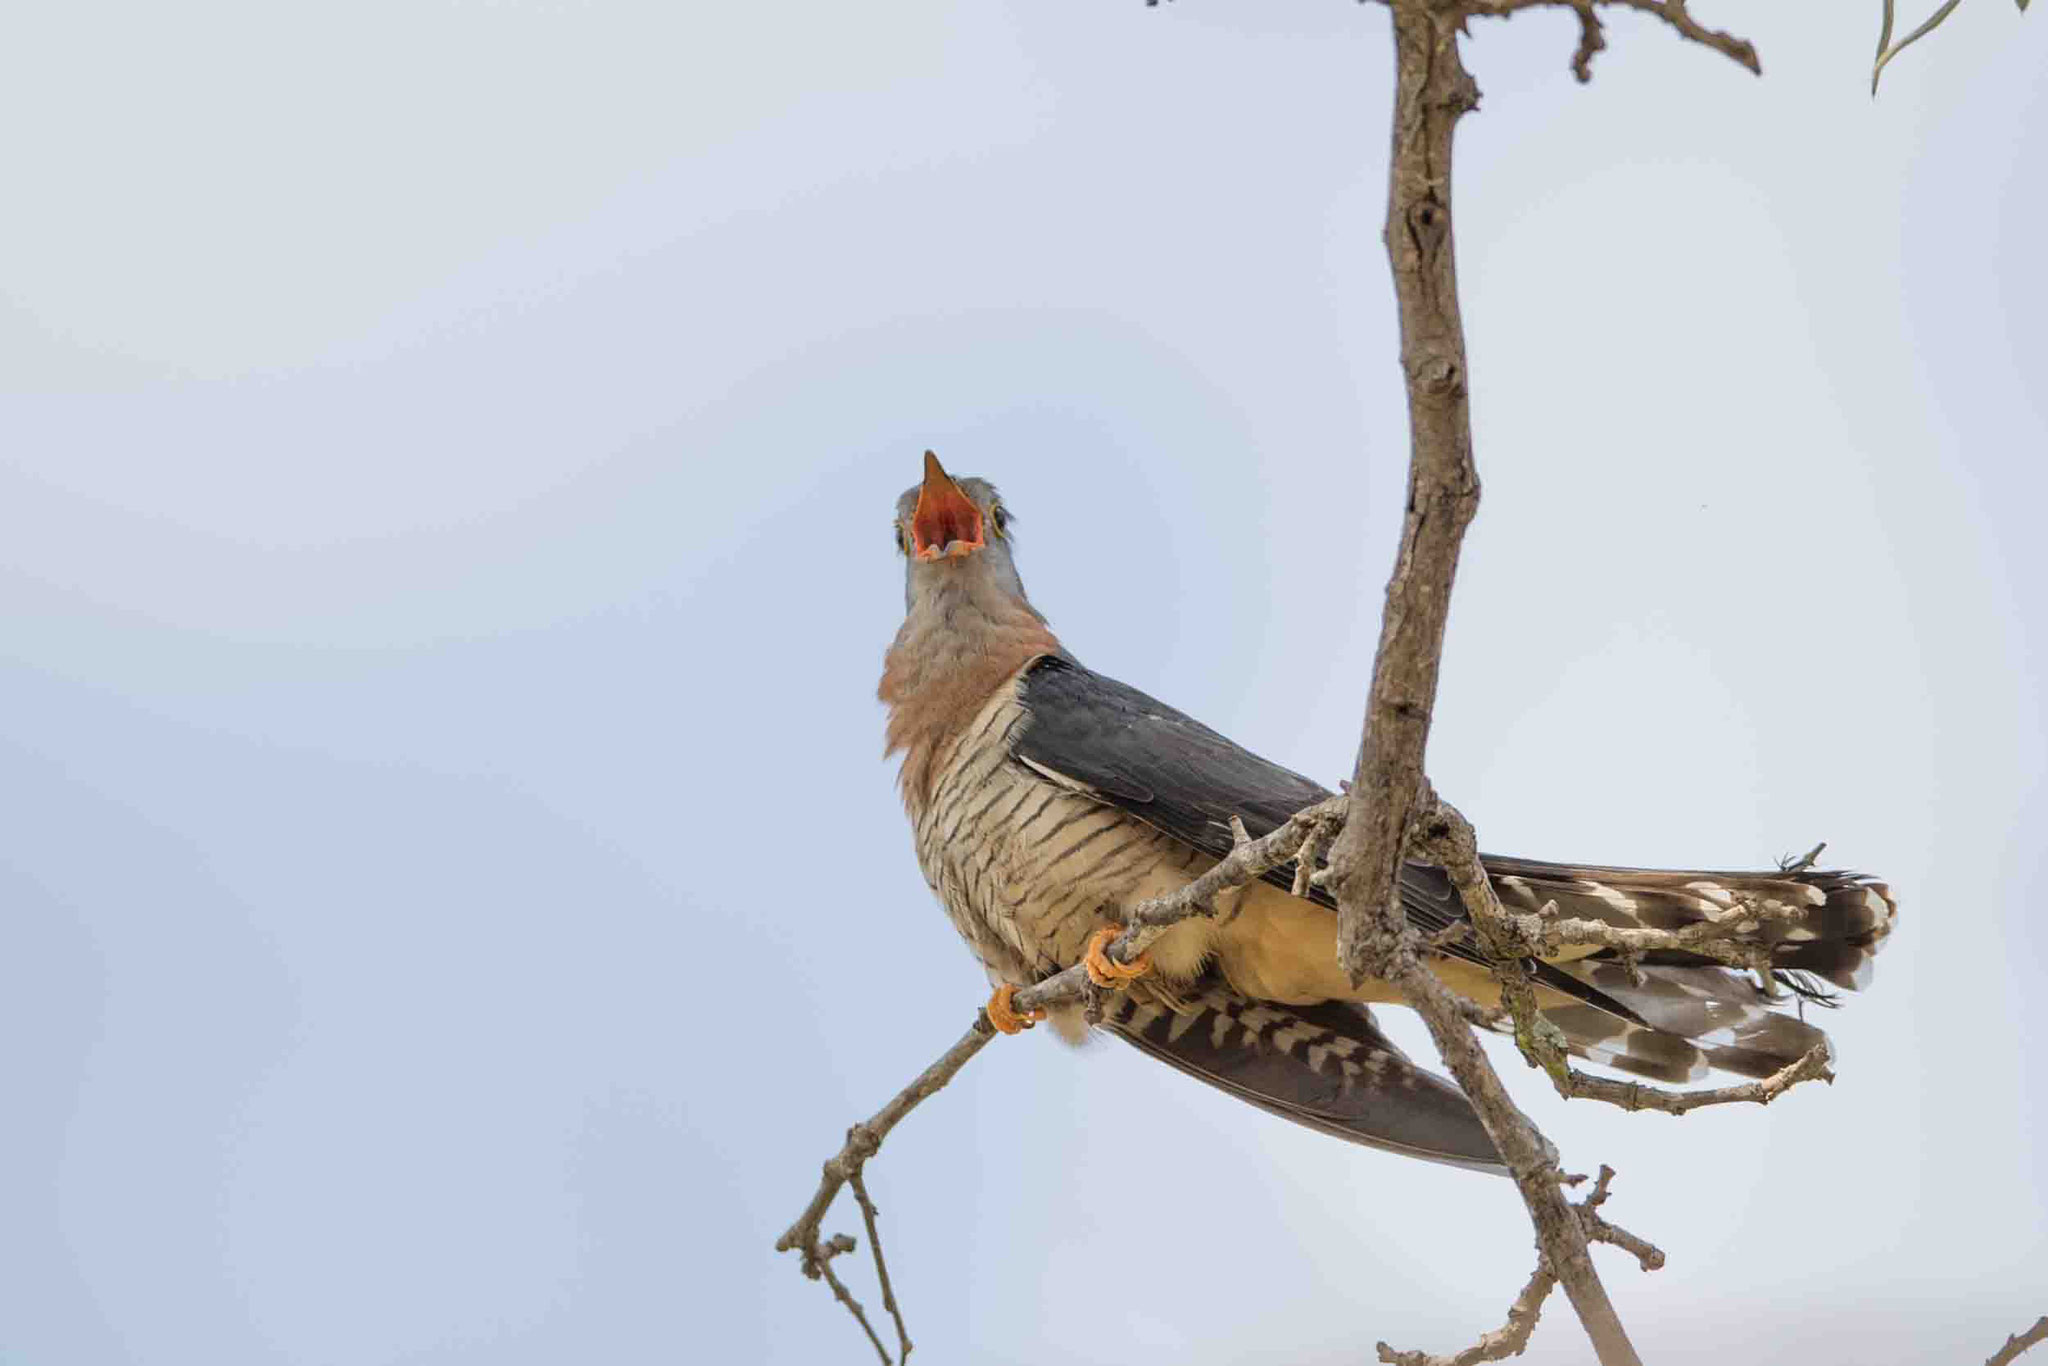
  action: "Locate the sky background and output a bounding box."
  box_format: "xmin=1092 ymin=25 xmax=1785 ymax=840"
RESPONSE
xmin=2 ymin=2 xmax=2043 ymax=1363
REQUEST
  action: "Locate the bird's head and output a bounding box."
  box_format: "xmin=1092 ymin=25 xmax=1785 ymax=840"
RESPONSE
xmin=893 ymin=451 xmax=1028 ymax=611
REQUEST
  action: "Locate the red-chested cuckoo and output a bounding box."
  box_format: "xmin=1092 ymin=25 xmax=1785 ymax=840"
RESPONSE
xmin=879 ymin=452 xmax=1897 ymax=1173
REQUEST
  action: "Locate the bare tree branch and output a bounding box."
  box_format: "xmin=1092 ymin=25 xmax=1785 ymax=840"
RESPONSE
xmin=1559 ymin=1042 xmax=1835 ymax=1114
xmin=1330 ymin=0 xmax=1483 ymax=999
xmin=809 ymin=1232 xmax=891 ymax=1366
xmin=1322 ymin=4 xmax=1648 ymax=1362
xmin=1595 ymin=0 xmax=1758 ymax=70
xmin=774 ymin=1019 xmax=992 ymax=1363
xmin=1988 ymin=1315 xmax=2048 ymax=1366
xmin=1327 ymin=864 xmax=1649 ymax=1366
xmin=1376 ymin=1166 xmax=1666 ymax=1365
xmin=1509 ymin=897 xmax=1797 ymax=964
xmin=1573 ymin=1166 xmax=1667 ymax=1272
xmin=1377 ymin=1261 xmax=1557 ymax=1366
xmin=846 ymin=1170 xmax=912 ymax=1362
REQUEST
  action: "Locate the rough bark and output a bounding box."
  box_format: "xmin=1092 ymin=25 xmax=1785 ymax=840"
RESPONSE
xmin=1325 ymin=4 xmax=1637 ymax=1362
xmin=1330 ymin=0 xmax=1482 ymax=997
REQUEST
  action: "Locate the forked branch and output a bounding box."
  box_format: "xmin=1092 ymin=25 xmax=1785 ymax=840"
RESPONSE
xmin=1463 ymin=0 xmax=1758 ymax=80
xmin=1376 ymin=1167 xmax=1665 ymax=1366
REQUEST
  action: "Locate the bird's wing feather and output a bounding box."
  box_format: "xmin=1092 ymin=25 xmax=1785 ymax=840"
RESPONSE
xmin=1101 ymin=984 xmax=1506 ymax=1174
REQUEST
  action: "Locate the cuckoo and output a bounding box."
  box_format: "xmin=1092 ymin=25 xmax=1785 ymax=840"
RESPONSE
xmin=879 ymin=452 xmax=1897 ymax=1173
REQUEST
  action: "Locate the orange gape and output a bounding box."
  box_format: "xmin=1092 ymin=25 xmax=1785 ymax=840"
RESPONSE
xmin=909 ymin=451 xmax=985 ymax=560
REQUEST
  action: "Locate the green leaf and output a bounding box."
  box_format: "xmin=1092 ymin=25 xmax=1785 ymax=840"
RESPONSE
xmin=1872 ymin=0 xmax=1968 ymax=94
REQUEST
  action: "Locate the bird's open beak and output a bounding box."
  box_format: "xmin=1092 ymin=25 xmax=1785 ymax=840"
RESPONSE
xmin=910 ymin=451 xmax=985 ymax=561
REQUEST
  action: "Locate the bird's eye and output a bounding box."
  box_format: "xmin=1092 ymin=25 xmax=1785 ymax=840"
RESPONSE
xmin=893 ymin=522 xmax=908 ymax=556
xmin=990 ymin=503 xmax=1010 ymax=537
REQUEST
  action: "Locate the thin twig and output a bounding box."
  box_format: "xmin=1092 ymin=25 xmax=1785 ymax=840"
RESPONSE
xmin=812 ymin=1233 xmax=891 ymax=1366
xmin=1569 ymin=1 xmax=1608 ymax=81
xmin=1603 ymin=0 xmax=1758 ymax=71
xmin=1560 ymin=1042 xmax=1834 ymax=1114
xmin=1987 ymin=1316 xmax=2048 ymax=1366
xmin=1377 ymin=1166 xmax=1664 ymax=1365
xmin=1575 ymin=1166 xmax=1666 ymax=1270
xmin=775 ymin=1019 xmax=994 ymax=1360
xmin=1464 ymin=0 xmax=1758 ymax=76
xmin=1506 ymin=905 xmax=1784 ymax=975
xmin=847 ymin=1170 xmax=912 ymax=1362
xmin=1377 ymin=1261 xmax=1557 ymax=1366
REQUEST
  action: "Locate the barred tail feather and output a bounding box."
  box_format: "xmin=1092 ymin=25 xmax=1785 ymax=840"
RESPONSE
xmin=1100 ymin=986 xmax=1507 ymax=1175
xmin=1546 ymin=961 xmax=1833 ymax=1081
xmin=1485 ymin=856 xmax=1897 ymax=991
xmin=1478 ymin=856 xmax=1896 ymax=1082
xmin=1520 ymin=1000 xmax=1711 ymax=1084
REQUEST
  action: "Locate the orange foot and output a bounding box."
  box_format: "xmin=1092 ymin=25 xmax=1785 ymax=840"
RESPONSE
xmin=986 ymin=984 xmax=1046 ymax=1035
xmin=1084 ymin=924 xmax=1153 ymax=989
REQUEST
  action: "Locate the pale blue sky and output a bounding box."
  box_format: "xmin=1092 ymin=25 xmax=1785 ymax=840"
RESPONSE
xmin=2 ymin=3 xmax=2042 ymax=1364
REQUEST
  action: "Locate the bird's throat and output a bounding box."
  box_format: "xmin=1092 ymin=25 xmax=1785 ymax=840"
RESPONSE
xmin=878 ymin=578 xmax=1061 ymax=806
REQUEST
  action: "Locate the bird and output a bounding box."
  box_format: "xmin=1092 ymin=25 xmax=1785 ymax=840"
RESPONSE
xmin=878 ymin=452 xmax=1897 ymax=1174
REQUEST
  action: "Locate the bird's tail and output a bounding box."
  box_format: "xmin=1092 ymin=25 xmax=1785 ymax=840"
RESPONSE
xmin=1100 ymin=981 xmax=1508 ymax=1175
xmin=1481 ymin=857 xmax=1899 ymax=1084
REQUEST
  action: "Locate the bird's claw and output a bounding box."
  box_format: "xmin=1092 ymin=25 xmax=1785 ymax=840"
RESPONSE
xmin=1084 ymin=924 xmax=1152 ymax=989
xmin=986 ymin=984 xmax=1045 ymax=1035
